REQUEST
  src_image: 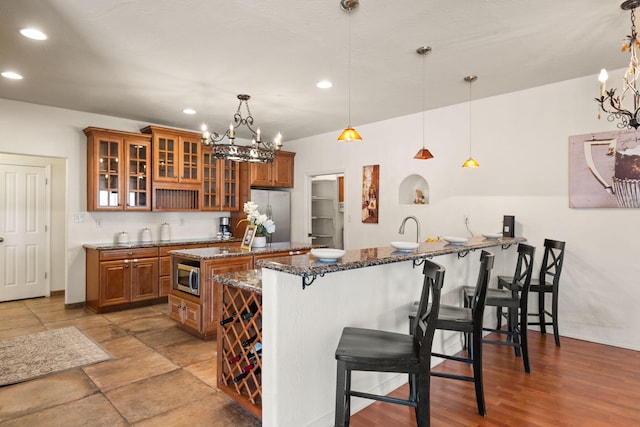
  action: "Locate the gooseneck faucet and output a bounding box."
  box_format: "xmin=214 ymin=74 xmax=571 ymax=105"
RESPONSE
xmin=399 ymin=216 xmax=421 ymax=243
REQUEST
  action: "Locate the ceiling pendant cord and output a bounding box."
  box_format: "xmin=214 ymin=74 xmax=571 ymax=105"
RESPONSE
xmin=462 ymin=75 xmax=479 ymax=168
xmin=338 ymin=0 xmax=362 ymax=142
xmin=414 ymin=46 xmax=434 ymax=160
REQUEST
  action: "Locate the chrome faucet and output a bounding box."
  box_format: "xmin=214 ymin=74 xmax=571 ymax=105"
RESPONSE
xmin=399 ymin=216 xmax=421 ymax=243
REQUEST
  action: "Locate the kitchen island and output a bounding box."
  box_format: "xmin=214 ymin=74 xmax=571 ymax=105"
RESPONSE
xmin=215 ymin=236 xmax=524 ymax=426
xmin=168 ymin=242 xmax=317 ymax=339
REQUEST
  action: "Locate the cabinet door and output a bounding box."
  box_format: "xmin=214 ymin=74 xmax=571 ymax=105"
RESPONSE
xmin=272 ymin=152 xmax=295 ymax=188
xmin=168 ymin=294 xmax=184 ymax=323
xmin=180 ymin=136 xmax=201 ymax=184
xmin=131 ymin=258 xmax=159 ymax=302
xmin=220 ymin=159 xmax=239 ymax=211
xmin=182 ymin=298 xmax=202 ymax=332
xmin=89 ymin=133 xmax=124 ymax=210
xmin=99 ymin=260 xmax=130 ymax=306
xmin=154 ymin=133 xmax=179 ymax=182
xmin=201 ymin=147 xmax=220 ymax=210
xmin=125 ymin=139 xmax=151 ymax=210
xmin=249 ymin=162 xmax=272 ymax=187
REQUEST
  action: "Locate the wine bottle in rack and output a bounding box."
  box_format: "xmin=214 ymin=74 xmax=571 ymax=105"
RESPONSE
xmin=219 ymin=314 xmax=236 ymax=326
xmin=240 ymin=302 xmax=259 ymax=321
xmin=241 ymin=329 xmax=262 ymax=348
xmin=233 ymin=366 xmax=261 ymax=383
xmin=228 ymin=354 xmax=242 ymax=364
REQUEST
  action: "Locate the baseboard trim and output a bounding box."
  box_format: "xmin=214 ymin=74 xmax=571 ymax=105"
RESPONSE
xmin=64 ymin=302 xmax=85 ymax=310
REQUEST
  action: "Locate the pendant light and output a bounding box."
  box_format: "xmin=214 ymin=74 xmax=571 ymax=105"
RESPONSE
xmin=337 ymin=0 xmax=362 ymax=142
xmin=414 ymin=46 xmax=434 ymax=160
xmin=461 ymin=75 xmax=479 ymax=168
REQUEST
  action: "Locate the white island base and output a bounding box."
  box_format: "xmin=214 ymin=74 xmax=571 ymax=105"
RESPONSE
xmin=260 ymin=242 xmax=516 ymax=427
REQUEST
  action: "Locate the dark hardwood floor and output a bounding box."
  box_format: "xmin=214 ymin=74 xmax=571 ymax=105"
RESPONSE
xmin=350 ymin=330 xmax=640 ymax=426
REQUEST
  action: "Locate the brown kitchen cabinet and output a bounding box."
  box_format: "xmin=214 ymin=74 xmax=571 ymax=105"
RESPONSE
xmin=86 ymin=247 xmax=160 ymax=312
xmin=169 ymin=255 xmax=253 ymax=340
xmin=249 ymin=151 xmax=295 ymax=188
xmin=168 ymin=295 xmax=201 ymax=332
xmin=84 ymin=127 xmax=152 ymax=211
xmin=141 ymin=125 xmax=201 ymax=185
xmin=202 ymin=147 xmax=240 ymax=211
xmin=141 ymin=125 xmax=202 ymax=211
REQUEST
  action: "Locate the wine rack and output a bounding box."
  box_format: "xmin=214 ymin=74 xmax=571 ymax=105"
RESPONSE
xmin=217 ymin=283 xmax=263 ymax=419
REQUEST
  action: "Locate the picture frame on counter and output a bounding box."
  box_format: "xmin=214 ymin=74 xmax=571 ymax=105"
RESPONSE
xmin=242 ymin=225 xmax=256 ymax=249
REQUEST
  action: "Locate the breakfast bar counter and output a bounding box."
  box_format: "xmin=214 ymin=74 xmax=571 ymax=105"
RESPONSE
xmin=239 ymin=235 xmax=525 ymax=427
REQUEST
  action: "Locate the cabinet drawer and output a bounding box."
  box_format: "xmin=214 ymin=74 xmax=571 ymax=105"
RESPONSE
xmin=99 ymin=247 xmax=158 ymax=261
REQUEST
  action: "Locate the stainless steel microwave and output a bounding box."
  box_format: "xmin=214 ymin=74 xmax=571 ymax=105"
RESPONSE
xmin=176 ymin=263 xmax=200 ymax=296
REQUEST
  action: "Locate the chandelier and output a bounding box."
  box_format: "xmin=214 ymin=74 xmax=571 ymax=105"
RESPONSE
xmin=596 ymin=0 xmax=640 ymax=129
xmin=201 ymin=94 xmax=282 ymax=163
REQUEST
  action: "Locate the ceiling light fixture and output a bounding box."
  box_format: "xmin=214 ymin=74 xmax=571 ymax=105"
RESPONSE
xmin=183 ymin=108 xmax=196 ymax=115
xmin=596 ymin=0 xmax=640 ymax=129
xmin=1 ymin=71 xmax=23 ymax=80
xmin=201 ymin=94 xmax=282 ymax=163
xmin=337 ymin=0 xmax=362 ymax=142
xmin=414 ymin=46 xmax=434 ymax=160
xmin=20 ymin=28 xmax=47 ymax=40
xmin=462 ymin=75 xmax=480 ymax=168
xmin=317 ymin=80 xmax=333 ymax=89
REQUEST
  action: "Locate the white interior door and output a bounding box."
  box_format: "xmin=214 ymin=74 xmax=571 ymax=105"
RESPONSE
xmin=0 ymin=163 xmax=48 ymax=301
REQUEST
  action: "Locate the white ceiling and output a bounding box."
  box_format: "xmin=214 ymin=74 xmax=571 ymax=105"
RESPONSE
xmin=0 ymin=0 xmax=632 ymax=142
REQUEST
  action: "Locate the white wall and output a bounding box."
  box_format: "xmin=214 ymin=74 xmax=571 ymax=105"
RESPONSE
xmin=1 ymin=70 xmax=638 ymax=351
xmin=0 ymin=99 xmax=231 ymax=304
xmin=287 ymin=72 xmax=640 ymax=351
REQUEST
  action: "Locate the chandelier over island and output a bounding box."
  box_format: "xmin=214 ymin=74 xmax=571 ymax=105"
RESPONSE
xmin=201 ymin=94 xmax=282 ymax=163
xmin=596 ymin=0 xmax=640 ymax=129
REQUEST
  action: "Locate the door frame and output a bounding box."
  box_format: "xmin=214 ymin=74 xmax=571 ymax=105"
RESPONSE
xmin=306 ymin=170 xmax=346 ymax=249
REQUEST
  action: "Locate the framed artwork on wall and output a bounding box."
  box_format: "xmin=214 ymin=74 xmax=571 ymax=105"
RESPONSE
xmin=362 ymin=164 xmax=379 ymax=223
xmin=569 ymin=128 xmax=640 ymax=208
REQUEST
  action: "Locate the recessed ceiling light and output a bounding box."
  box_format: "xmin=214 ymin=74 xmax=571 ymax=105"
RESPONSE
xmin=20 ymin=28 xmax=47 ymax=40
xmin=183 ymin=108 xmax=196 ymax=115
xmin=2 ymin=71 xmax=23 ymax=80
xmin=317 ymin=80 xmax=333 ymax=89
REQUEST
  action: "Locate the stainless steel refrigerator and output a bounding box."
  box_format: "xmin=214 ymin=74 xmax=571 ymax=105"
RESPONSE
xmin=250 ymin=189 xmax=291 ymax=243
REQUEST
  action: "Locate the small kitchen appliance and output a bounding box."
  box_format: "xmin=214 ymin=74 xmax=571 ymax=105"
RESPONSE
xmin=220 ymin=217 xmax=231 ymax=235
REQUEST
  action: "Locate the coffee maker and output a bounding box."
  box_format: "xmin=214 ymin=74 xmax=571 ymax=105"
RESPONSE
xmin=219 ymin=217 xmax=231 ymax=237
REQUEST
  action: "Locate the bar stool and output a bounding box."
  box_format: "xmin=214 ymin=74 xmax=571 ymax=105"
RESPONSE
xmin=430 ymin=251 xmax=494 ymax=416
xmin=465 ymin=243 xmax=535 ymax=373
xmin=497 ymin=239 xmax=565 ymax=347
xmin=334 ymin=259 xmax=446 ymax=427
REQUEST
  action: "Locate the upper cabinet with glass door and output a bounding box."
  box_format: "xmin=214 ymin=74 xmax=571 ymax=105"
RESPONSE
xmin=84 ymin=127 xmax=152 ymax=211
xmin=141 ymin=126 xmax=201 ymax=185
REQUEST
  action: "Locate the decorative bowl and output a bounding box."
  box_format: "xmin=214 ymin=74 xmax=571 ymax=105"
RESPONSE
xmin=390 ymin=241 xmax=419 ymax=251
xmin=482 ymin=233 xmax=502 ymax=240
xmin=442 ymin=236 xmax=468 ymax=246
xmin=310 ymin=248 xmax=346 ymax=262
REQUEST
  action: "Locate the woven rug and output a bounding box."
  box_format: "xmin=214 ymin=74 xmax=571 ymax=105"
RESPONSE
xmin=0 ymin=326 xmax=111 ymax=386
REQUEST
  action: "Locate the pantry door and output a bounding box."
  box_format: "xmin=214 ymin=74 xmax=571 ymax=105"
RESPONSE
xmin=0 ymin=163 xmax=49 ymax=301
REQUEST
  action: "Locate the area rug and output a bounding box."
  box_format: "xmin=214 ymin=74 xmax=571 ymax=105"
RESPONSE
xmin=0 ymin=326 xmax=111 ymax=386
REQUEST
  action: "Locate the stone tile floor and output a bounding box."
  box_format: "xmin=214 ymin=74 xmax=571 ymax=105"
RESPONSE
xmin=0 ymin=295 xmax=261 ymax=426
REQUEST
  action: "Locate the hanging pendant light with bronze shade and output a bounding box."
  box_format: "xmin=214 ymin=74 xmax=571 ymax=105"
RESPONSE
xmin=462 ymin=75 xmax=479 ymax=168
xmin=414 ymin=46 xmax=434 ymax=160
xmin=337 ymin=0 xmax=362 ymax=142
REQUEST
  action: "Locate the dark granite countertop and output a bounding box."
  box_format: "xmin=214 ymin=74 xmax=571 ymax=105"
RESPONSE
xmin=213 ymin=269 xmax=263 ymax=294
xmin=256 ymin=236 xmax=526 ymax=279
xmin=83 ymin=237 xmax=241 ymax=250
xmin=169 ymin=242 xmax=321 ymax=261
